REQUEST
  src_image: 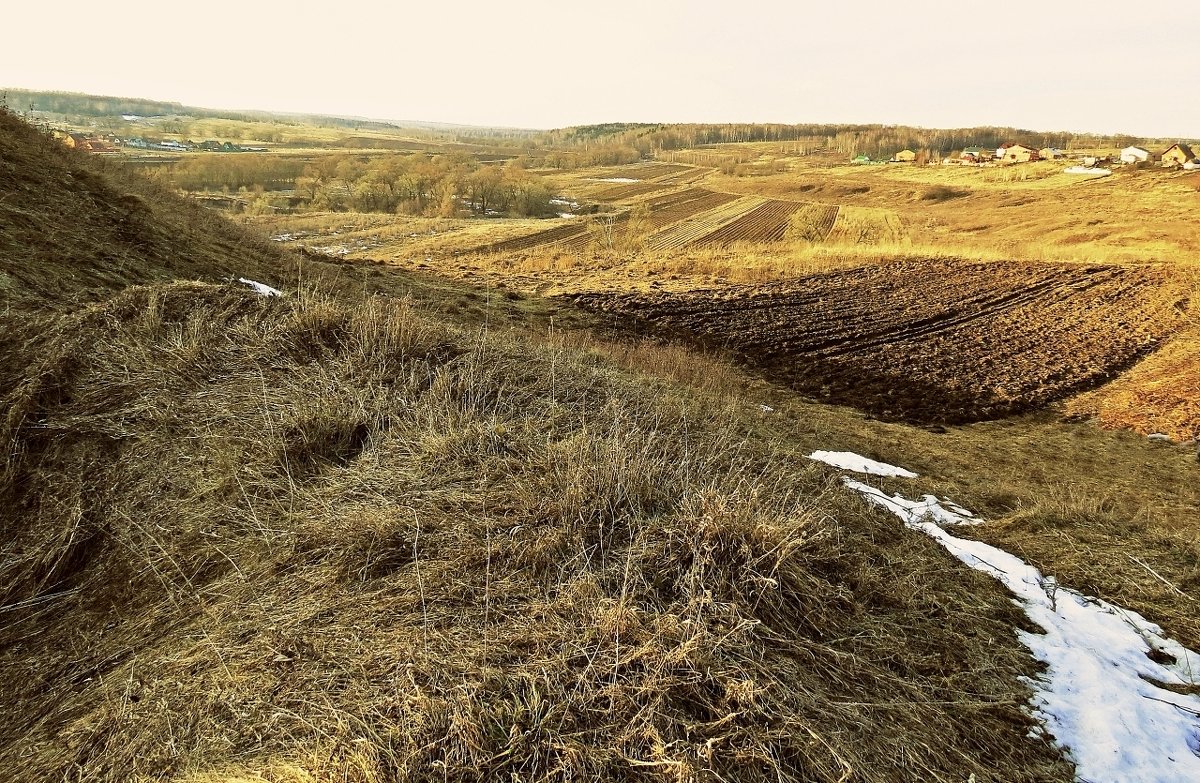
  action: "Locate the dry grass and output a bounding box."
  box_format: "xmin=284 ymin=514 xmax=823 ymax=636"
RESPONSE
xmin=0 ymin=110 xmax=287 ymax=310
xmin=0 ymin=281 xmax=1075 ymax=783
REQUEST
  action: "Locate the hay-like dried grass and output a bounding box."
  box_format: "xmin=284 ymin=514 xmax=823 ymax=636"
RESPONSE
xmin=0 ymin=283 xmax=1072 ymax=782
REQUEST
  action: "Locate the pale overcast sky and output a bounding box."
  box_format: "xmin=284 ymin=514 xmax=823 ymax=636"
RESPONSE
xmin=3 ymin=0 xmax=1197 ymax=137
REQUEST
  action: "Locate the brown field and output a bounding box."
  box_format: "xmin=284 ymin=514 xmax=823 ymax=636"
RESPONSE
xmin=645 ymin=196 xmax=764 ymax=250
xmin=473 ymin=218 xmax=592 ymax=254
xmin=586 ymin=180 xmax=669 ymax=201
xmin=570 ymin=258 xmax=1188 ymax=423
xmin=466 ymin=188 xmax=741 ymax=255
xmin=693 ymin=199 xmax=807 ymax=246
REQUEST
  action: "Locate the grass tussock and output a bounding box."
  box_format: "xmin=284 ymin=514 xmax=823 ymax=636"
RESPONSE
xmin=0 ymin=282 xmax=1072 ymax=782
xmin=919 ymin=185 xmax=969 ymax=202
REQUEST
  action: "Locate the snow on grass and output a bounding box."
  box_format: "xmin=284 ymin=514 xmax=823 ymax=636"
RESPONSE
xmin=237 ymin=278 xmax=282 ymax=297
xmin=841 ymin=475 xmax=1200 ymax=783
xmin=807 ymin=450 xmax=918 ymax=478
xmin=590 ymin=177 xmax=640 ymax=183
xmin=843 ymin=480 xmax=978 ymax=526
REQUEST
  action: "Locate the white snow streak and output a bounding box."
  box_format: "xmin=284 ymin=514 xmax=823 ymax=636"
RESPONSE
xmin=237 ymin=278 xmax=282 ymax=297
xmin=807 ymin=450 xmax=919 ymax=478
xmin=840 ymin=475 xmax=1200 ymax=782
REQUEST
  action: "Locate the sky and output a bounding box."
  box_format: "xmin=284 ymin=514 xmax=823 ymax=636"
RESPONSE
xmin=3 ymin=0 xmax=1197 ymax=138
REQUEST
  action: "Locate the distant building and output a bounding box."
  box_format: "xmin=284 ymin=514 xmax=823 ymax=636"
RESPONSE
xmin=1161 ymin=144 xmax=1195 ymax=166
xmin=1119 ymin=146 xmax=1152 ymax=164
xmin=851 ymin=154 xmax=872 ymax=164
xmin=63 ymin=133 xmax=117 ymax=153
xmin=1039 ymin=147 xmax=1066 ymax=160
xmin=892 ymin=149 xmax=917 ymax=162
xmin=998 ymin=143 xmax=1039 ymax=163
xmin=80 ymin=138 xmax=117 ymax=154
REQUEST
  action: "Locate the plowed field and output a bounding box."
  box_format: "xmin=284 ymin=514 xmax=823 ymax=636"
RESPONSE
xmin=645 ymin=197 xmax=763 ymax=250
xmin=570 ymin=259 xmax=1188 ymax=423
xmin=642 ymin=188 xmax=740 ymax=229
xmin=475 ymin=221 xmax=590 ymax=253
xmin=693 ymin=199 xmax=806 ymax=247
xmin=468 ymin=189 xmax=741 ymax=255
xmin=589 ymin=181 xmax=670 ymax=201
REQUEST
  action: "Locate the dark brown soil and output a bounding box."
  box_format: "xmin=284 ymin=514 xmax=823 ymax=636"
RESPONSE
xmin=569 ymin=258 xmax=1189 ymax=423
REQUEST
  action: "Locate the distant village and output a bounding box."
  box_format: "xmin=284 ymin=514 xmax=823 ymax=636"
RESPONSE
xmin=54 ymin=130 xmax=268 ymax=155
xmin=857 ymin=142 xmax=1197 ymax=171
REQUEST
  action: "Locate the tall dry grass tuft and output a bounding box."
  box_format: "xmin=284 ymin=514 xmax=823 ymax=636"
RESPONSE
xmin=0 ymin=282 xmax=1072 ymax=782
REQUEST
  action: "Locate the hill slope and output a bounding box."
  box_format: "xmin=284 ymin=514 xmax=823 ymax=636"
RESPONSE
xmin=0 ymin=283 xmax=1076 ymax=782
xmin=0 ymin=109 xmax=287 ymax=309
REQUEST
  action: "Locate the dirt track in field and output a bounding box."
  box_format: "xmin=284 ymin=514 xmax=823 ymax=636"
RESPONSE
xmin=570 ymin=258 xmax=1190 ymax=423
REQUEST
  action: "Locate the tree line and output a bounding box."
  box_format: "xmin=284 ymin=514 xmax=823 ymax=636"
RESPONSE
xmin=145 ymin=151 xmax=556 ymax=218
xmin=529 ymin=122 xmax=1174 ymax=160
xmin=293 ymin=154 xmax=555 ymax=217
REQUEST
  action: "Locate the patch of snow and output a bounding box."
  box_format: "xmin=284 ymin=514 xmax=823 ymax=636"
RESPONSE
xmin=1148 ymin=433 xmax=1171 ymax=442
xmin=759 ymin=404 xmax=775 ymax=413
xmin=238 ymin=278 xmax=282 ymax=297
xmin=808 ymin=450 xmax=918 ymax=478
xmin=843 ymin=479 xmax=977 ymax=526
xmin=842 ymin=476 xmax=1200 ymax=783
xmin=269 ymin=233 xmax=294 ymax=242
xmin=590 ymin=177 xmax=640 ymax=183
xmin=1064 ymin=166 xmax=1112 ymax=176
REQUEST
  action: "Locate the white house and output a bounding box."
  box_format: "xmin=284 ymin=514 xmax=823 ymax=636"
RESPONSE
xmin=1120 ymin=146 xmax=1151 ymax=164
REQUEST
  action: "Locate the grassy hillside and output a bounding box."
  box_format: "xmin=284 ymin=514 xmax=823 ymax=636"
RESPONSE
xmin=0 ymin=283 xmax=1077 ymax=782
xmin=0 ymin=109 xmax=287 ymax=309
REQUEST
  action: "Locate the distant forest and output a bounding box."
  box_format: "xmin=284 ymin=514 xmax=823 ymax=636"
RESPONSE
xmin=3 ymin=89 xmax=419 ymax=134
xmin=537 ymin=123 xmax=1183 ymax=163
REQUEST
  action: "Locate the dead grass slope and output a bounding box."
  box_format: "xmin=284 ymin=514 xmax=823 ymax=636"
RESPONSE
xmin=0 ymin=283 xmax=1072 ymax=783
xmin=0 ymin=108 xmax=286 ymax=309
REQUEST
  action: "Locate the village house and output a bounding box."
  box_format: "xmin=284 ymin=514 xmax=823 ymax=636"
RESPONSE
xmin=955 ymin=146 xmax=992 ymax=165
xmin=1039 ymin=147 xmax=1065 ymax=160
xmin=1160 ymin=143 xmax=1195 ymax=167
xmin=81 ymin=138 xmax=117 ymax=154
xmin=62 ymin=132 xmax=117 ymax=154
xmin=851 ymin=153 xmax=872 ymax=164
xmin=1120 ymin=146 xmax=1153 ymax=164
xmin=891 ymin=149 xmax=917 ymax=162
xmin=997 ymin=143 xmax=1039 ymax=163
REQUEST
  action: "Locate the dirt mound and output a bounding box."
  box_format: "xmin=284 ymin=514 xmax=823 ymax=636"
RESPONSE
xmin=0 ymin=108 xmax=286 ymax=309
xmin=570 ymin=258 xmax=1188 ymax=424
xmin=0 ymin=283 xmax=1072 ymax=782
